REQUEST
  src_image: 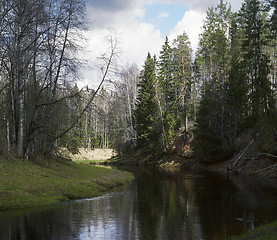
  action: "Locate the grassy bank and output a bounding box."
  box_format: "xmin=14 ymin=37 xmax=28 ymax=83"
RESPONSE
xmin=230 ymin=220 xmax=277 ymax=240
xmin=0 ymin=157 xmax=133 ymax=210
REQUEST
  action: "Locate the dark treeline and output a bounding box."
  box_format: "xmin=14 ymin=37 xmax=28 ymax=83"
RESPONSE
xmin=116 ymin=0 xmax=277 ymax=158
xmin=1 ymin=0 xmax=277 ymax=160
xmin=54 ymin=0 xmax=277 ymax=158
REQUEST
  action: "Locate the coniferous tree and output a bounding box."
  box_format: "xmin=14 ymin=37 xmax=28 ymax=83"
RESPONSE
xmin=135 ymin=53 xmax=161 ymax=151
xmin=239 ymin=1 xmax=277 ymax=153
xmin=193 ymin=0 xmax=233 ymax=157
xmin=239 ymin=0 xmax=268 ymax=120
xmin=158 ymin=33 xmax=193 ymax=147
xmin=270 ymin=0 xmax=277 ymax=93
xmin=172 ymin=32 xmax=193 ymax=130
xmin=158 ymin=37 xmax=176 ymax=144
xmin=225 ymin=14 xmax=248 ymax=149
xmin=159 ymin=37 xmax=174 ymax=109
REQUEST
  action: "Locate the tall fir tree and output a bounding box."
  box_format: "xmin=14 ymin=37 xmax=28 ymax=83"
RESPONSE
xmin=225 ymin=13 xmax=248 ymax=149
xmin=135 ymin=53 xmax=161 ymax=151
xmin=239 ymin=0 xmax=274 ymax=121
xmin=159 ymin=37 xmax=174 ymax=108
xmin=197 ymin=0 xmax=232 ymax=86
xmin=158 ymin=37 xmax=176 ymax=145
xmin=193 ymin=0 xmax=234 ymax=157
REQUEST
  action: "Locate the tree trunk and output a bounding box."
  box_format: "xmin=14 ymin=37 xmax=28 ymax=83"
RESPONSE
xmin=17 ymin=83 xmax=24 ymax=158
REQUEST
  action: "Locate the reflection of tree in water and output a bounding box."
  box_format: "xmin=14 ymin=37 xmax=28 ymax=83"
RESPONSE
xmin=193 ymin=172 xmax=277 ymax=240
xmin=136 ymin=168 xmax=204 ymax=240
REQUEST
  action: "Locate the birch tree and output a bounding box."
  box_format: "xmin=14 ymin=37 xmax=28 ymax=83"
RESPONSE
xmin=0 ymin=0 xmax=87 ymax=158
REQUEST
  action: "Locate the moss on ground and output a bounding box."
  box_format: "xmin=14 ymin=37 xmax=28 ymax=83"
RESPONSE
xmin=0 ymin=157 xmax=133 ymax=210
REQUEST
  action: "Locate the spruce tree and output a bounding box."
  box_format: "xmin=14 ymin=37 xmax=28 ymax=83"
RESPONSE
xmin=159 ymin=37 xmax=174 ymax=108
xmin=135 ymin=53 xmax=161 ymax=151
xmin=193 ymin=1 xmax=233 ymax=157
xmin=238 ymin=0 xmax=275 ymax=123
xmin=158 ymin=37 xmax=176 ymax=144
xmin=197 ymin=0 xmax=232 ymax=85
xmin=225 ymin=14 xmax=248 ymax=149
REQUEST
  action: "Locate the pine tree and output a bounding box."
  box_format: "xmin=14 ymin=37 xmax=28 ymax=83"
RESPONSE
xmin=172 ymin=32 xmax=192 ymax=130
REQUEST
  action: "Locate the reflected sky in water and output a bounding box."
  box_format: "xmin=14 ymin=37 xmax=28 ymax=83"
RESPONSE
xmin=1 ymin=168 xmax=277 ymax=240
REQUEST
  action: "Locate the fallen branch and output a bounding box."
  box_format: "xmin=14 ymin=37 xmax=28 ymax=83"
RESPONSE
xmin=254 ymin=153 xmax=277 ymax=160
xmin=229 ymin=139 xmax=254 ymax=171
xmin=249 ymin=163 xmax=277 ymax=176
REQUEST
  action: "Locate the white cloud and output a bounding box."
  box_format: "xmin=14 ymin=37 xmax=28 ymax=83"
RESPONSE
xmin=158 ymin=12 xmax=170 ymax=19
xmin=169 ymin=10 xmax=205 ymax=52
xmin=166 ymin=0 xmax=244 ymax=51
xmin=78 ymin=11 xmax=164 ymax=87
xmin=79 ymin=0 xmax=245 ymax=87
xmin=158 ymin=0 xmax=244 ymax=12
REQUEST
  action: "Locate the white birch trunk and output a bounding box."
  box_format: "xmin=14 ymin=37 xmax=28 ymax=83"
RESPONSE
xmin=17 ymin=86 xmax=24 ymax=158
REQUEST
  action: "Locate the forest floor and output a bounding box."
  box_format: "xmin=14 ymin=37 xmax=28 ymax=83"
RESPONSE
xmin=0 ymin=155 xmax=133 ymax=210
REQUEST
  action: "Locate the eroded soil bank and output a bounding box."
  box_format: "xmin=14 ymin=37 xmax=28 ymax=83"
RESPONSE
xmin=144 ymin=133 xmax=277 ymax=179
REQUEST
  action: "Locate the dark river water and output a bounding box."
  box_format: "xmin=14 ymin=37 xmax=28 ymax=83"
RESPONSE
xmin=1 ymin=167 xmax=277 ymax=240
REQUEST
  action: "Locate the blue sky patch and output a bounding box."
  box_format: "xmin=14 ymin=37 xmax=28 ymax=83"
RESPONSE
xmin=139 ymin=3 xmax=188 ymax=37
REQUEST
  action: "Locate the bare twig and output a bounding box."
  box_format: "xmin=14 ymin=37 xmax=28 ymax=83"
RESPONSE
xmin=35 ymin=90 xmax=82 ymax=108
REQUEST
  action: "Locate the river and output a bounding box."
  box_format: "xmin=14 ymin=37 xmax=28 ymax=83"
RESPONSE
xmin=1 ymin=167 xmax=277 ymax=240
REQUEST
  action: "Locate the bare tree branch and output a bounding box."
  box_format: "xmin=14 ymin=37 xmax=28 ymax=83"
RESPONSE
xmin=35 ymin=89 xmax=82 ymax=108
xmin=52 ymin=34 xmax=118 ymax=141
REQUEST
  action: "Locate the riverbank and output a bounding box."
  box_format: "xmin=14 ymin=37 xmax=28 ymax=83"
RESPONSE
xmin=0 ymin=156 xmax=133 ymax=210
xmin=127 ymin=132 xmax=277 ymax=178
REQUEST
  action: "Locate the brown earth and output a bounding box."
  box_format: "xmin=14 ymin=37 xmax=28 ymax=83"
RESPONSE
xmin=154 ymin=133 xmax=277 ymax=179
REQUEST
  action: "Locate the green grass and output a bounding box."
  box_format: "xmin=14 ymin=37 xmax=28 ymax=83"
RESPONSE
xmin=74 ymin=156 xmax=139 ymax=165
xmin=0 ymin=157 xmax=134 ymax=210
xmin=229 ymin=220 xmax=277 ymax=240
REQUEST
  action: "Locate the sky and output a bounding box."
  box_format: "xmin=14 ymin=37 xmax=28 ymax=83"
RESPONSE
xmin=79 ymin=0 xmax=244 ymax=87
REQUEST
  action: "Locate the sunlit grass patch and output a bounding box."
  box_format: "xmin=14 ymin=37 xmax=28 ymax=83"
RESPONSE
xmin=0 ymin=157 xmax=133 ymax=210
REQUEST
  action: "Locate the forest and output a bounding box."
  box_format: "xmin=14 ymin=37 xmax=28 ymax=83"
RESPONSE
xmin=0 ymin=0 xmax=277 ymax=161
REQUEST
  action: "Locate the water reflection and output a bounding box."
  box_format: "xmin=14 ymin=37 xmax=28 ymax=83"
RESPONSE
xmin=1 ymin=168 xmax=277 ymax=240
